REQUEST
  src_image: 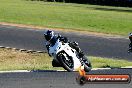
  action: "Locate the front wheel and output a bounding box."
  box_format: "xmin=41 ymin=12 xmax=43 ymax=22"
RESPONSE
xmin=82 ymin=56 xmax=92 ymax=72
xmin=57 ymin=52 xmax=74 ymax=72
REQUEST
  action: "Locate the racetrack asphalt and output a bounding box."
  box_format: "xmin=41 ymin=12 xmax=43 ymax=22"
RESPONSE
xmin=0 ymin=24 xmax=131 ymax=60
xmin=0 ymin=25 xmax=132 ymax=88
xmin=0 ymin=68 xmax=132 ymax=88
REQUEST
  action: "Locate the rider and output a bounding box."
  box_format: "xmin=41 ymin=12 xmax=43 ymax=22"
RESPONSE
xmin=44 ymin=30 xmax=84 ymax=58
xmin=129 ymin=33 xmax=132 ymax=52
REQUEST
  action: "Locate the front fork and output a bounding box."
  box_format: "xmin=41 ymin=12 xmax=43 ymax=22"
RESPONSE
xmin=77 ymin=55 xmax=84 ymax=66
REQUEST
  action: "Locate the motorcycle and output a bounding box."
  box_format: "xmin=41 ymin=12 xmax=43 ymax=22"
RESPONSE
xmin=48 ymin=38 xmax=92 ymax=72
xmin=128 ymin=34 xmax=132 ymax=53
xmin=128 ymin=43 xmax=132 ymax=53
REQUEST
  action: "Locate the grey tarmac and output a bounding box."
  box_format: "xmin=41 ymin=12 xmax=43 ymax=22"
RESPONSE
xmin=0 ymin=25 xmax=131 ymax=60
xmin=0 ymin=69 xmax=132 ymax=88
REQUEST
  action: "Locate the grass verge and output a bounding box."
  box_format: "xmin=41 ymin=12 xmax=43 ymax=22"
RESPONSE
xmin=0 ymin=48 xmax=132 ymax=71
xmin=90 ymin=56 xmax=132 ymax=68
xmin=0 ymin=0 xmax=132 ymax=35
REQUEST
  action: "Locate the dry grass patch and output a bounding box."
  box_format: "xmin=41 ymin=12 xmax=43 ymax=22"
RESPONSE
xmin=0 ymin=48 xmax=63 ymax=71
xmin=0 ymin=48 xmax=132 ymax=71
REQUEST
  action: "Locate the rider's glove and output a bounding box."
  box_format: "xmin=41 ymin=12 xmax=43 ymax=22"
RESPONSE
xmin=60 ymin=37 xmax=68 ymax=43
xmin=46 ymin=45 xmax=49 ymax=50
xmin=46 ymin=45 xmax=51 ymax=56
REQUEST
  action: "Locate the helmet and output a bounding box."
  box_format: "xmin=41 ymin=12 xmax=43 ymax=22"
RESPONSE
xmin=44 ymin=30 xmax=54 ymax=41
xmin=129 ymin=33 xmax=132 ymax=36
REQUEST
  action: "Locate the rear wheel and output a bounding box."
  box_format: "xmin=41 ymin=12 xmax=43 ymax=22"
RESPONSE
xmin=57 ymin=52 xmax=74 ymax=72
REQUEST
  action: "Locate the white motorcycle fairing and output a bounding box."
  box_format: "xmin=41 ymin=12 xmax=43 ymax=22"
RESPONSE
xmin=49 ymin=39 xmax=82 ymax=71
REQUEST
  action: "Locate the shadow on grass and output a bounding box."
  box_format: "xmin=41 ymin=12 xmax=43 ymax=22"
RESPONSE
xmin=101 ymin=65 xmax=121 ymax=69
xmin=30 ymin=70 xmax=66 ymax=72
xmin=94 ymin=7 xmax=132 ymax=13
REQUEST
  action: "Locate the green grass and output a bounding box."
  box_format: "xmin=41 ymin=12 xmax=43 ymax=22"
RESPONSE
xmin=0 ymin=0 xmax=132 ymax=35
xmin=90 ymin=56 xmax=132 ymax=68
xmin=0 ymin=48 xmax=132 ymax=71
